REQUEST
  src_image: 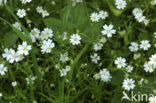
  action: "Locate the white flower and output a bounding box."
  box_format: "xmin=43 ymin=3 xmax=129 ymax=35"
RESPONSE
xmin=126 ymin=65 xmax=133 ymax=73
xmin=41 ymin=39 xmax=55 ymax=54
xmin=99 ymin=68 xmax=112 ymax=82
xmin=149 ymin=96 xmax=156 ymax=103
xmin=132 ymin=8 xmax=143 ymax=15
xmin=114 ymin=57 xmax=127 ymax=69
xmin=20 ymin=0 xmax=32 ymax=4
xmin=100 ymin=37 xmax=107 ymax=43
xmin=93 ymin=73 xmax=100 ymax=80
xmin=90 ymin=12 xmax=99 ymax=22
xmin=17 ymin=41 xmax=32 ymax=56
xmin=17 ymin=9 xmax=26 ymax=18
xmin=12 ymin=81 xmax=17 ymax=87
xmin=60 ymin=53 xmax=69 ymax=63
xmin=42 ymin=10 xmax=50 ymax=18
xmin=154 ymin=32 xmax=156 ymax=38
xmin=26 ymin=76 xmax=36 ymax=84
xmin=36 ymin=6 xmax=43 ymax=14
xmin=9 ymin=49 xmax=23 ymax=63
xmin=90 ymin=53 xmax=100 ymax=64
xmin=2 ymin=48 xmax=13 ymax=61
xmin=99 ymin=10 xmax=108 ymax=19
xmin=40 ymin=28 xmax=53 ymax=40
xmin=76 ymin=0 xmax=83 ymax=3
xmin=93 ymin=42 xmax=103 ymax=51
xmin=70 ymin=34 xmax=81 ymax=45
xmin=59 ymin=66 xmax=71 ymax=77
xmin=13 ymin=22 xmax=21 ymax=31
xmin=135 ymin=13 xmax=145 ymax=22
xmin=30 ymin=28 xmax=40 ymax=38
xmin=101 ymin=24 xmax=116 ymax=37
xmin=0 ymin=93 xmax=2 ymax=97
xmin=144 ymin=62 xmax=154 ymax=73
xmin=151 ymin=0 xmax=156 ymax=5
xmin=140 ymin=40 xmax=151 ymax=51
xmin=65 ymin=66 xmax=71 ymax=72
xmin=59 ymin=69 xmax=67 ymax=77
xmin=133 ymin=53 xmax=141 ymax=60
xmin=143 ymin=19 xmax=150 ymax=26
xmin=122 ymin=78 xmax=135 ymax=91
xmin=0 ymin=64 xmax=7 ymax=75
xmin=132 ymin=8 xmax=148 ymax=25
xmin=61 ymin=32 xmax=68 ymax=40
xmin=30 ymin=34 xmax=36 ymax=43
xmin=149 ymin=54 xmax=156 ymax=67
xmin=115 ymin=0 xmax=127 ymax=10
xmin=129 ymin=42 xmax=139 ymax=52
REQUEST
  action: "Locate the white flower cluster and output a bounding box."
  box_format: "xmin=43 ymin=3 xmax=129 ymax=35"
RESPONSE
xmin=2 ymin=42 xmax=32 ymax=63
xmin=36 ymin=6 xmax=50 ymax=18
xmin=20 ymin=0 xmax=32 ymax=4
xmin=90 ymin=10 xmax=108 ymax=22
xmin=91 ymin=37 xmax=107 ymax=64
xmin=132 ymin=8 xmax=149 ymax=25
xmin=114 ymin=57 xmax=134 ymax=73
xmin=13 ymin=23 xmax=56 ymax=55
xmin=129 ymin=40 xmax=151 ymax=52
xmin=143 ymin=54 xmax=156 ymax=73
xmin=115 ymin=0 xmax=127 ymax=10
xmin=94 ymin=68 xmax=112 ymax=82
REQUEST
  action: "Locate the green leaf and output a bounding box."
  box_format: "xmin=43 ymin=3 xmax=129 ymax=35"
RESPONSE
xmin=3 ymin=31 xmax=18 ymax=48
xmin=112 ymin=89 xmax=123 ymax=103
xmin=43 ymin=18 xmax=62 ymax=32
xmin=111 ymin=70 xmax=125 ymax=86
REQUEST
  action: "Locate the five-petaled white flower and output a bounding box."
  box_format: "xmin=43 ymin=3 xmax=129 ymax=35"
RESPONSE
xmin=114 ymin=57 xmax=127 ymax=69
xmin=99 ymin=10 xmax=108 ymax=19
xmin=149 ymin=54 xmax=156 ymax=67
xmin=17 ymin=41 xmax=32 ymax=56
xmin=101 ymin=24 xmax=116 ymax=37
xmin=70 ymin=34 xmax=81 ymax=45
xmin=99 ymin=68 xmax=112 ymax=82
xmin=41 ymin=39 xmax=55 ymax=54
xmin=17 ymin=9 xmax=26 ymax=18
xmin=144 ymin=62 xmax=154 ymax=73
xmin=129 ymin=42 xmax=139 ymax=52
xmin=90 ymin=12 xmax=99 ymax=22
xmin=140 ymin=40 xmax=151 ymax=51
xmin=90 ymin=53 xmax=100 ymax=64
xmin=0 ymin=64 xmax=7 ymax=75
xmin=122 ymin=78 xmax=135 ymax=91
xmin=149 ymin=96 xmax=156 ymax=103
xmin=115 ymin=0 xmax=127 ymax=10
